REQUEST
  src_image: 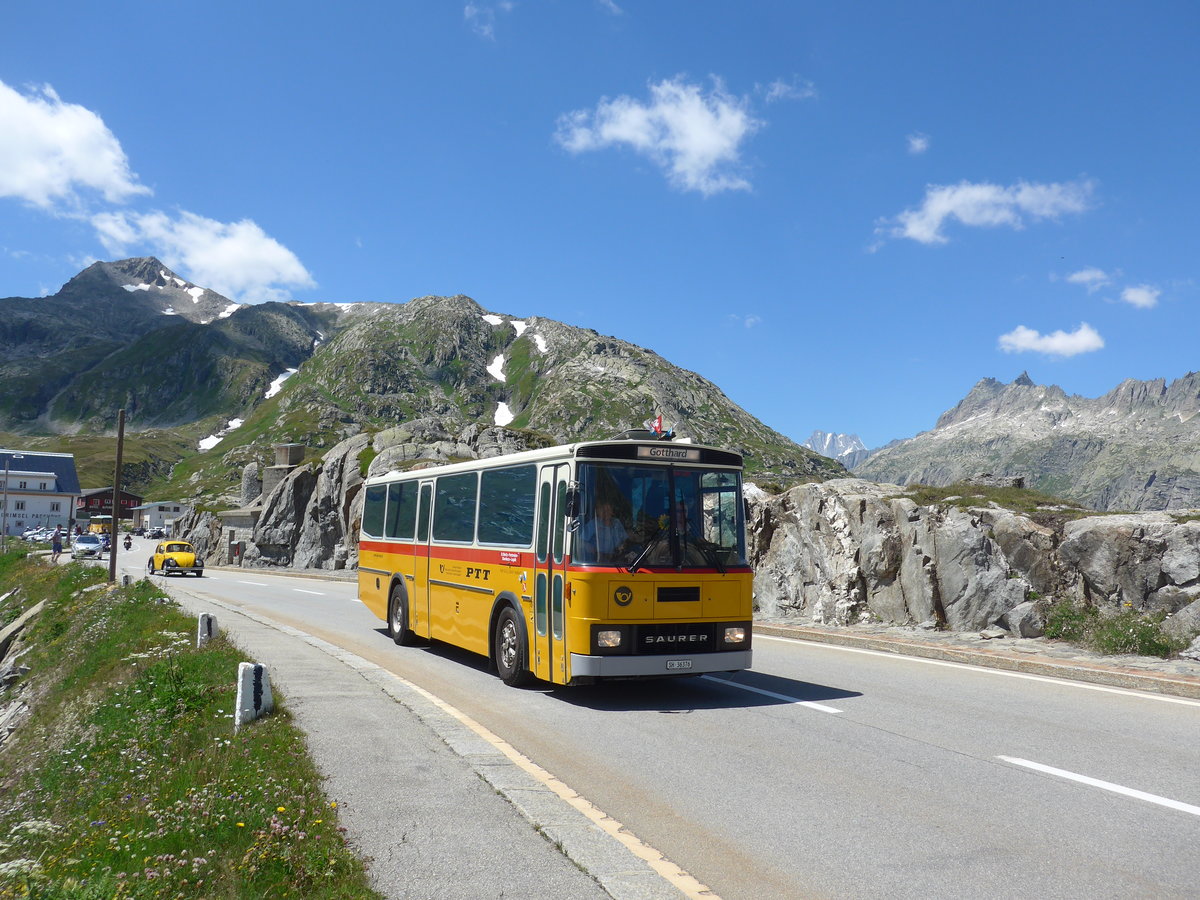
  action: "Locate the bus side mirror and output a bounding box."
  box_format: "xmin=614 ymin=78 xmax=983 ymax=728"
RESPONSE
xmin=564 ymin=483 xmax=581 ymax=520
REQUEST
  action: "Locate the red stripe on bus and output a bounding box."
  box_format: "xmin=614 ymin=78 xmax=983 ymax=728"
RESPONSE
xmin=359 ymin=540 xmax=531 ymax=566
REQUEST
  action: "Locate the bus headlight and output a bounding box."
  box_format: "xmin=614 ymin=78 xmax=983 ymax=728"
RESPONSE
xmin=724 ymin=627 xmax=746 ymax=644
xmin=596 ymin=630 xmax=622 ymax=648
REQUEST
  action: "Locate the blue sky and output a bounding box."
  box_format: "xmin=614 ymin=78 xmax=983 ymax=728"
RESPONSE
xmin=1 ymin=1 xmax=1196 ymax=449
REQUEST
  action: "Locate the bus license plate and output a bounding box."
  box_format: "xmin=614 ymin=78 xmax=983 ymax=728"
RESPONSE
xmin=666 ymin=659 xmax=692 ymax=671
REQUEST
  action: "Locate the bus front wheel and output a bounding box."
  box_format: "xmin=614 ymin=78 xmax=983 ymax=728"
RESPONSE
xmin=388 ymin=584 xmax=418 ymax=646
xmin=494 ymin=607 xmax=532 ymax=687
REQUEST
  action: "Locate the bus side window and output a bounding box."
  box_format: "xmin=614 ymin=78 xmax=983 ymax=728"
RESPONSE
xmin=362 ymin=484 xmax=386 ymax=538
xmin=386 ymin=481 xmax=417 ymax=540
xmin=536 ymin=481 xmax=551 ymax=563
xmin=552 ymin=479 xmax=567 ymax=564
xmin=416 ymin=483 xmax=432 ymax=542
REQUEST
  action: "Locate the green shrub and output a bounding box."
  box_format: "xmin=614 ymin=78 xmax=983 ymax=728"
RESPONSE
xmin=1089 ymin=609 xmax=1186 ymax=658
xmin=1044 ymin=599 xmax=1187 ymax=658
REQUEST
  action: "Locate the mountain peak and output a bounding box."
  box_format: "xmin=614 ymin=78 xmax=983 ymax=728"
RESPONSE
xmin=58 ymin=257 xmax=240 ymax=325
xmin=1013 ymin=371 xmax=1036 ymax=387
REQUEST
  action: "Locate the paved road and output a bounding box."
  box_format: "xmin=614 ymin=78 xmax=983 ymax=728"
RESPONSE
xmin=112 ymin=538 xmax=1200 ymax=899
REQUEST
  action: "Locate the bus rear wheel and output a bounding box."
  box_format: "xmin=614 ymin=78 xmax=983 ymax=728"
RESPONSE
xmin=388 ymin=584 xmax=418 ymax=646
xmin=494 ymin=606 xmax=532 ymax=687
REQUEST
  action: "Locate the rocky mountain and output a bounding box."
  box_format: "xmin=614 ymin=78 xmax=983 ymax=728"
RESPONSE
xmin=801 ymin=430 xmax=871 ymax=469
xmin=268 ymin=294 xmax=835 ymax=480
xmin=855 ymin=372 xmax=1200 ymax=511
xmin=0 ymin=257 xmax=339 ymax=431
xmin=1 ymin=259 xmax=844 ymax=499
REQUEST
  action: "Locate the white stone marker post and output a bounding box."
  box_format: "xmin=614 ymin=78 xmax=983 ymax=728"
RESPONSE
xmin=197 ymin=613 xmax=218 ymax=648
xmin=234 ymin=662 xmax=274 ymax=731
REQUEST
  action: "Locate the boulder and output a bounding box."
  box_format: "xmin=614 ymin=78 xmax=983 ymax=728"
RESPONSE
xmin=999 ymin=600 xmax=1046 ymax=638
xmin=1161 ymin=598 xmax=1200 ymax=644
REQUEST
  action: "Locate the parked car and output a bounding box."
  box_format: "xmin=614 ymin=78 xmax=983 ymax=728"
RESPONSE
xmin=148 ymin=528 xmax=165 ymax=539
xmin=26 ymin=527 xmax=56 ymax=543
xmin=147 ymin=540 xmax=203 ymax=577
xmin=71 ymin=534 xmax=104 ymax=558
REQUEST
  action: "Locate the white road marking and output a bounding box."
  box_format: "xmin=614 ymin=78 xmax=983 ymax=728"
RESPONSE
xmin=237 ymin=581 xmax=268 ymax=586
xmin=702 ymin=674 xmax=842 ymax=713
xmin=998 ymin=756 xmax=1200 ymax=817
xmin=293 ymin=589 xmax=324 ymax=596
xmin=757 ymin=633 xmax=1200 ymax=708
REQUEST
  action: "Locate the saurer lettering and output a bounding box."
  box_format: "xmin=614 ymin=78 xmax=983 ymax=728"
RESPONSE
xmin=643 ymin=634 xmax=708 ymax=644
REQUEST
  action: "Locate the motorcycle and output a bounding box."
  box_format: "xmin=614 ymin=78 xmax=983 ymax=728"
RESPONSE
xmin=123 ymin=535 xmax=132 ymax=551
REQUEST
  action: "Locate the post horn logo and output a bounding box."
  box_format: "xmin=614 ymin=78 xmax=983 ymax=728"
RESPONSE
xmin=614 ymin=586 xmax=633 ymax=607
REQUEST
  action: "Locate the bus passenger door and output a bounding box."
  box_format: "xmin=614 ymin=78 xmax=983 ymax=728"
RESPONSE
xmin=533 ymin=464 xmax=569 ymax=684
xmin=415 ymin=481 xmax=433 ymax=638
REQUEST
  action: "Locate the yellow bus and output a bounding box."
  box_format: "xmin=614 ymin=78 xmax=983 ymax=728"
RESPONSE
xmin=87 ymin=515 xmax=113 ymax=534
xmin=357 ymin=433 xmax=753 ymax=686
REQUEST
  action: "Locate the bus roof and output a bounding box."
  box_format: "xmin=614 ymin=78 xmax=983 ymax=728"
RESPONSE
xmin=363 ymin=438 xmax=744 ymax=486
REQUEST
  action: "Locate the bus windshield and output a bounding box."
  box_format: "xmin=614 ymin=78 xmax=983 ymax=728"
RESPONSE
xmin=573 ymin=461 xmax=746 ymax=569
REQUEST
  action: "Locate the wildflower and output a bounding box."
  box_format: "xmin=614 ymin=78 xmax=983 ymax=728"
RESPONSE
xmin=236 ymin=822 xmax=245 ymax=828
xmin=0 ymin=859 xmax=42 ymax=878
xmin=277 ymin=806 xmax=286 ymax=812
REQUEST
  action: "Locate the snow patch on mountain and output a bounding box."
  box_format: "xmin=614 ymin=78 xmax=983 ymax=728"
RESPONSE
xmin=198 ymin=417 xmax=245 ymax=451
xmin=265 ymin=368 xmax=298 ymax=399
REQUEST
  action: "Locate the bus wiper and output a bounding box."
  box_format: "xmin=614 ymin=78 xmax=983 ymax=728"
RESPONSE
xmin=628 ymin=524 xmax=667 ymax=574
xmin=697 ymin=540 xmax=726 ymax=575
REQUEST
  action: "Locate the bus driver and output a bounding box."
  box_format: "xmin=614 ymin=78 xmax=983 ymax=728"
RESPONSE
xmin=580 ymin=500 xmax=628 ymax=562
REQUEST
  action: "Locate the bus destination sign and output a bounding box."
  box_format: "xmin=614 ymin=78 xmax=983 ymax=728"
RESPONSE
xmin=637 ymin=445 xmax=700 ymax=462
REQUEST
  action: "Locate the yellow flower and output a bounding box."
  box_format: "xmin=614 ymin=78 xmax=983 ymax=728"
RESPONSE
xmin=236 ymin=823 xmax=244 ymax=828
xmin=329 ymin=801 xmax=337 ymax=808
xmin=277 ymin=806 xmax=286 ymax=813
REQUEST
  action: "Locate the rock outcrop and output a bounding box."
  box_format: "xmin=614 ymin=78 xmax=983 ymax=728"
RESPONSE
xmin=748 ymin=479 xmax=1200 ymax=643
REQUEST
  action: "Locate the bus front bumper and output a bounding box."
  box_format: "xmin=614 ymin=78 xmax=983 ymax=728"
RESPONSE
xmin=569 ymin=650 xmax=752 ymax=679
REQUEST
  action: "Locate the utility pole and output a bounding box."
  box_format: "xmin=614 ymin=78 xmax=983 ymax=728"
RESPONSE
xmin=108 ymin=410 xmax=125 ymax=583
xmin=1 ymin=452 xmax=23 ymax=554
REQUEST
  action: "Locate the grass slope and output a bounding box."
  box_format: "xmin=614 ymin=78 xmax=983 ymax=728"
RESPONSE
xmin=0 ymin=553 xmax=381 ymax=898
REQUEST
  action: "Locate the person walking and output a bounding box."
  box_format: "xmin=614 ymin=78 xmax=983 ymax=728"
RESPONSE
xmin=51 ymin=526 xmax=63 ymax=563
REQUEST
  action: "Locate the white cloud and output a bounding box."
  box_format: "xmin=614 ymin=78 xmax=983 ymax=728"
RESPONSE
xmin=0 ymin=80 xmax=149 ymax=210
xmin=1065 ymin=267 xmax=1111 ymax=292
xmin=465 ymin=2 xmax=509 ymax=39
xmin=880 ymin=179 xmax=1093 ymax=245
xmin=93 ymin=209 xmax=315 ymax=303
xmin=1120 ymin=284 xmax=1160 ymax=309
xmin=597 ymin=0 xmax=623 ymax=14
xmin=907 ymin=132 xmax=930 ymax=154
xmin=763 ymin=77 xmax=818 ymax=104
xmin=727 ymin=313 xmax=762 ymax=328
xmin=555 ymin=77 xmax=762 ymax=195
xmin=998 ymin=322 xmax=1104 ymax=357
